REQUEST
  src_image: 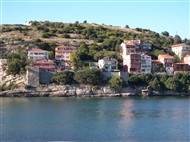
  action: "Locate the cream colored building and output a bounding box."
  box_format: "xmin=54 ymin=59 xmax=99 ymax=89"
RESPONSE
xmin=171 ymin=43 xmax=189 ymax=59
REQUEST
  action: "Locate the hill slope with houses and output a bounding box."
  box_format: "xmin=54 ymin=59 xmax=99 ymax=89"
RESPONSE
xmin=0 ymin=20 xmax=190 ymax=93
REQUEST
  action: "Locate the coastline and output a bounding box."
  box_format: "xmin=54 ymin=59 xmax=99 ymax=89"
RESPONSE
xmin=0 ymin=84 xmax=190 ymax=97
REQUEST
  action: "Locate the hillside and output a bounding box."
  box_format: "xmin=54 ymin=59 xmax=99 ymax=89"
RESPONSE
xmin=0 ymin=20 xmax=189 ymax=60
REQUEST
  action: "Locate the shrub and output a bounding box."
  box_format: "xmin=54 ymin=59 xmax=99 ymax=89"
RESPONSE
xmin=108 ymin=76 xmax=125 ymax=88
xmin=74 ymin=68 xmax=102 ymax=85
xmin=51 ymin=71 xmax=74 ymax=85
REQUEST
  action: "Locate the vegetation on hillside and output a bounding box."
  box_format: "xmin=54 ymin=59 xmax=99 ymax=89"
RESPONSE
xmin=1 ymin=21 xmax=190 ymax=92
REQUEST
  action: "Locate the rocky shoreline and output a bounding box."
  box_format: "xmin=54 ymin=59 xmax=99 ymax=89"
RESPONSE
xmin=0 ymin=84 xmax=190 ymax=97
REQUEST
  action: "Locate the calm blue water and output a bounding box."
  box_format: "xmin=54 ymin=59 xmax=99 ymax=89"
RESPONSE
xmin=1 ymin=96 xmax=190 ymax=141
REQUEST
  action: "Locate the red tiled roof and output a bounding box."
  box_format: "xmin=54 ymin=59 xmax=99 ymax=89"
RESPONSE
xmin=56 ymin=50 xmax=75 ymax=53
xmin=29 ymin=49 xmax=48 ymax=53
xmin=171 ymin=43 xmax=184 ymax=48
xmin=158 ymin=54 xmax=174 ymax=59
xmin=56 ymin=45 xmax=76 ymax=49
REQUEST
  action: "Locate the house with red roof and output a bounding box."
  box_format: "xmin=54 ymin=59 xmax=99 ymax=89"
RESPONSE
xmin=33 ymin=59 xmax=56 ymax=72
xmin=174 ymin=62 xmax=189 ymax=74
xmin=27 ymin=49 xmax=49 ymax=61
xmin=152 ymin=60 xmax=164 ymax=73
xmin=55 ymin=45 xmax=76 ymax=61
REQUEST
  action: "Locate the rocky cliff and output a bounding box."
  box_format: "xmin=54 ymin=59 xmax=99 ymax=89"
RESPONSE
xmin=0 ymin=84 xmax=189 ymax=97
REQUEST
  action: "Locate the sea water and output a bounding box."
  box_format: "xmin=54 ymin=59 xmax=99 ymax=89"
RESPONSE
xmin=1 ymin=96 xmax=190 ymax=141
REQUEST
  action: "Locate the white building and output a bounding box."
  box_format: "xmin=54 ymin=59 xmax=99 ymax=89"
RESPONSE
xmin=98 ymin=56 xmax=118 ymax=72
xmin=27 ymin=49 xmax=49 ymax=61
xmin=171 ymin=43 xmax=189 ymax=59
xmin=140 ymin=54 xmax=152 ymax=73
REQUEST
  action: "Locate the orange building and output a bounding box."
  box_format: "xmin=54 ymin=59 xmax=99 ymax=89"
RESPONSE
xmin=55 ymin=45 xmax=76 ymax=61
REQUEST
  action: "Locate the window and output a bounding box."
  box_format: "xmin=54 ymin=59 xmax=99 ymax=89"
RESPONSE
xmin=66 ymin=56 xmax=69 ymax=58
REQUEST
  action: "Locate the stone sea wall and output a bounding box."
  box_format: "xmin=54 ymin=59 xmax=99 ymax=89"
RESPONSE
xmin=0 ymin=84 xmax=189 ymax=97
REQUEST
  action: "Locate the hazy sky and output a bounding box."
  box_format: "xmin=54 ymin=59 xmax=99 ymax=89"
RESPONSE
xmin=1 ymin=0 xmax=189 ymax=39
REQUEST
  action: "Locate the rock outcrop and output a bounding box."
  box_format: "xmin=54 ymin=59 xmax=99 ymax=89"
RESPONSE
xmin=0 ymin=84 xmax=189 ymax=97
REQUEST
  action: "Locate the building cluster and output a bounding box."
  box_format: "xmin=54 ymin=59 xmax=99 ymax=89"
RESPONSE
xmin=27 ymin=40 xmax=190 ymax=75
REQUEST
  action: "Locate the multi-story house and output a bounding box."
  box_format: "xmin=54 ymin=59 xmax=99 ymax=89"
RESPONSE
xmin=27 ymin=49 xmax=49 ymax=61
xmin=55 ymin=45 xmax=76 ymax=61
xmin=140 ymin=53 xmax=151 ymax=73
xmin=123 ymin=40 xmax=152 ymax=50
xmin=158 ymin=54 xmax=174 ymax=75
xmin=98 ymin=56 xmax=118 ymax=72
xmin=184 ymin=54 xmax=190 ymax=65
xmin=174 ymin=63 xmax=189 ymax=74
xmin=152 ymin=60 xmax=164 ymax=73
xmin=33 ymin=59 xmax=56 ymax=72
xmin=124 ymin=53 xmax=141 ymax=73
xmin=121 ymin=41 xmax=136 ymax=57
xmin=171 ymin=43 xmax=189 ymax=59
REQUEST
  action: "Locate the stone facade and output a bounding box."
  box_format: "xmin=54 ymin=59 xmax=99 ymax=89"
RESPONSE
xmin=39 ymin=71 xmax=55 ymax=84
xmin=26 ymin=66 xmax=39 ymax=87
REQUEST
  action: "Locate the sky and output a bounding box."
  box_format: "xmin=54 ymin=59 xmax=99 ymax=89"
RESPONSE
xmin=0 ymin=0 xmax=189 ymax=39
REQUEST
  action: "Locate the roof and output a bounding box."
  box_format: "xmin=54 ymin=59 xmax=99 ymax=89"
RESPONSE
xmin=158 ymin=54 xmax=174 ymax=59
xmin=29 ymin=49 xmax=48 ymax=53
xmin=175 ymin=62 xmax=188 ymax=65
xmin=56 ymin=50 xmax=76 ymax=53
xmin=35 ymin=60 xmax=55 ymax=64
xmin=126 ymin=43 xmax=136 ymax=46
xmin=56 ymin=45 xmax=76 ymax=49
xmin=171 ymin=43 xmax=185 ymax=48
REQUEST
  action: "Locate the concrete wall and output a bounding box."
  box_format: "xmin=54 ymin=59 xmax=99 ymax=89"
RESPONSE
xmin=26 ymin=66 xmax=39 ymax=87
xmin=39 ymin=71 xmax=55 ymax=84
xmin=102 ymin=71 xmax=129 ymax=83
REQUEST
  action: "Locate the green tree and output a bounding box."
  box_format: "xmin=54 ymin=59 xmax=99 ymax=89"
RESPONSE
xmin=149 ymin=77 xmax=161 ymax=91
xmin=128 ymin=75 xmax=140 ymax=85
xmin=174 ymin=35 xmax=182 ymax=44
xmin=108 ymin=76 xmax=125 ymax=88
xmin=161 ymin=31 xmax=169 ymax=37
xmin=48 ymin=51 xmax=54 ymax=59
xmin=51 ymin=71 xmax=74 ymax=85
xmin=74 ymin=68 xmax=102 ymax=85
xmin=164 ymin=77 xmax=180 ymax=91
xmin=125 ymin=25 xmax=129 ymax=28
